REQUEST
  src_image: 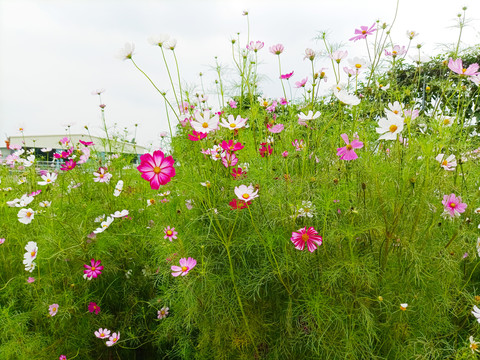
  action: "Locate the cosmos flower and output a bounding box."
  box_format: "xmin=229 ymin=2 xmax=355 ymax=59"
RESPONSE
xmin=290 ymin=226 xmax=323 ymax=252
xmin=137 ymin=150 xmax=176 ymax=190
xmin=435 ymin=154 xmax=457 ymax=171
xmin=60 ymin=160 xmax=76 ymax=171
xmin=234 ymin=184 xmax=259 ymax=202
xmin=95 ymin=328 xmax=111 ymax=339
xmin=18 ymin=208 xmax=35 ymax=224
xmin=93 ymin=167 xmax=113 ymax=183
xmin=219 ymin=115 xmax=248 ymax=130
xmin=106 ymin=332 xmax=120 ymax=347
xmin=88 ymin=302 xmax=101 ymax=315
xmin=269 ymin=44 xmax=284 ymax=55
xmin=246 ymin=40 xmax=264 ymax=52
xmin=113 ymin=180 xmax=124 ymax=197
xmin=49 ymin=304 xmax=59 ymax=317
xmin=349 ymin=23 xmax=376 ymax=42
xmin=400 ymin=303 xmax=408 ymax=311
xmin=38 ymin=172 xmax=57 ymax=186
xmin=187 ymin=130 xmax=208 ymax=141
xmin=280 ymin=71 xmax=294 ymax=80
xmin=164 ymin=226 xmax=178 ymax=241
xmin=376 ymin=112 xmax=404 ymax=140
xmin=448 ymin=58 xmax=479 ymax=77
xmin=118 ymin=42 xmax=135 ymax=60
xmin=171 ymin=257 xmax=197 ymax=277
xmin=190 ymin=110 xmax=219 ymax=134
xmin=93 ymin=216 xmax=114 ymax=234
xmin=329 ymin=50 xmax=348 ymax=63
xmin=336 ymin=134 xmax=363 ymax=161
xmin=83 ymin=259 xmax=104 ymax=279
xmin=333 ymin=89 xmax=360 ymax=106
xmin=298 ymin=111 xmax=320 ymax=126
xmin=157 ymin=307 xmax=169 ymax=319
xmin=470 ymin=336 xmax=480 ymax=354
xmin=295 ymin=77 xmax=308 ymax=88
xmin=442 ymin=193 xmax=467 ymax=218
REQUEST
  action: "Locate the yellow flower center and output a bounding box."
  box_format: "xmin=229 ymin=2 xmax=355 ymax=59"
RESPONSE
xmin=167 ymin=230 xmax=173 ymax=236
xmin=462 ymin=68 xmax=467 ymax=73
xmin=161 ymin=310 xmax=165 ymax=315
xmin=242 ymin=193 xmax=250 ymax=199
xmin=346 ymin=144 xmax=353 ymax=150
xmin=450 ymin=202 xmax=456 ymax=208
xmin=52 ymin=307 xmax=56 ymax=312
xmin=91 ymin=267 xmax=96 ymax=271
xmin=355 ymin=64 xmax=362 ymax=69
xmin=392 ymin=51 xmax=397 ymax=55
xmin=153 ymin=166 xmax=161 ymax=174
xmin=26 ymin=211 xmax=33 ymax=218
xmin=263 ymin=101 xmax=269 ymax=107
xmin=393 ymin=110 xmax=399 ymax=114
xmin=47 ymin=179 xmax=51 ymax=182
xmin=441 ymin=160 xmax=448 ymax=166
xmin=472 ymin=343 xmax=478 ymax=350
xmin=181 ymin=266 xmax=188 ymax=272
xmin=389 ymin=124 xmax=398 ymax=132
xmin=361 ymin=30 xmax=367 ymax=34
xmin=301 ymin=233 xmax=309 ymax=242
xmin=31 ymin=251 xmax=36 ymax=257
xmin=230 ymin=123 xmax=236 ymax=128
xmin=113 ymin=337 xmax=117 ymax=342
xmin=443 ymin=119 xmax=450 ymax=125
xmin=202 ymin=122 xmax=209 ymax=128
xmin=400 ymin=306 xmax=406 ymax=311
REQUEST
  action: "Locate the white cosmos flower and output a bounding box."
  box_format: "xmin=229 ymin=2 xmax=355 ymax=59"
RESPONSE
xmin=376 ymin=112 xmax=404 ymax=140
xmin=94 ymin=214 xmax=105 ymax=223
xmin=435 ymin=154 xmax=457 ymax=171
xmin=439 ymin=115 xmax=455 ymax=127
xmin=117 ymin=42 xmax=135 ymax=60
xmin=234 ymin=184 xmax=259 ymax=202
xmin=22 ymin=155 xmax=35 ymax=167
xmin=39 ymin=201 xmax=51 ymax=208
xmin=148 ymin=34 xmax=170 ymax=47
xmin=24 ymin=241 xmax=38 ymax=262
xmin=38 ymin=172 xmax=58 ymax=186
xmin=219 ymin=115 xmax=248 ymax=130
xmin=472 ymin=305 xmax=480 ymax=323
xmin=24 ymin=259 xmax=36 ymax=272
xmin=113 ymin=180 xmax=124 ymax=197
xmin=333 ymin=89 xmax=361 ymax=106
xmin=386 ymin=101 xmax=403 ymax=116
xmin=18 ymin=208 xmax=35 ymax=224
xmin=93 ymin=216 xmax=114 ymax=234
xmin=190 ymin=110 xmax=219 ymax=134
xmin=298 ymin=111 xmax=321 ymax=126
xmin=40 ymin=148 xmax=52 ymax=152
xmin=163 ymin=39 xmax=177 ymax=50
xmin=111 ymin=210 xmax=129 ymax=218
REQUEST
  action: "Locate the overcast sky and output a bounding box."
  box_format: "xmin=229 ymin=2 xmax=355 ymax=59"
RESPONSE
xmin=0 ymin=0 xmax=479 ymax=150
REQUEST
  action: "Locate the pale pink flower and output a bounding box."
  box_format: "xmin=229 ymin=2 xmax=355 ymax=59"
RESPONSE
xmin=385 ymin=45 xmax=407 ymax=58
xmin=295 ymin=77 xmax=308 ymax=88
xmin=106 ymin=332 xmax=120 ymax=347
xmin=246 ymin=40 xmax=264 ymax=52
xmin=93 ymin=167 xmax=113 ymax=183
xmin=435 ymin=154 xmax=457 ymax=171
xmin=448 ymin=58 xmax=480 ymax=76
xmin=95 ymin=328 xmax=111 ymax=339
xmin=336 ymin=134 xmax=363 ymax=161
xmin=292 ymin=139 xmax=305 ymax=151
xmin=27 ymin=277 xmax=35 ymax=283
xmin=267 ymin=124 xmax=284 ymax=133
xmin=0 ymin=238 xmax=5 ymax=245
xmin=304 ymin=48 xmax=316 ymax=61
xmin=222 ymin=152 xmax=239 ymax=168
xmin=330 ymin=50 xmax=348 ymax=63
xmin=269 ymin=44 xmax=284 ymax=55
xmin=442 ymin=193 xmax=467 ymax=218
xmin=49 ymin=304 xmax=59 ymax=316
xmin=171 ymin=257 xmax=197 ymax=277
xmin=158 ymin=307 xmax=169 ymax=319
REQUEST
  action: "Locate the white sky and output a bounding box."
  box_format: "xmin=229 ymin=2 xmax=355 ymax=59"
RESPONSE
xmin=0 ymin=0 xmax=479 ymax=150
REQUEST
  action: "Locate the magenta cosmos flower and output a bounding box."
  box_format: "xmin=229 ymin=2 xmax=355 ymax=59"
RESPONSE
xmin=448 ymin=58 xmax=479 ymax=77
xmin=164 ymin=226 xmax=178 ymax=241
xmin=84 ymin=259 xmax=104 ymax=278
xmin=60 ymin=160 xmax=76 ymax=171
xmin=291 ymin=227 xmax=323 ymax=252
xmin=336 ymin=134 xmax=363 ymax=161
xmin=137 ymin=150 xmax=175 ymax=190
xmin=349 ymin=23 xmax=376 ymax=42
xmin=442 ymin=193 xmax=467 ymax=218
xmin=88 ymin=302 xmax=101 ymax=315
xmin=280 ymin=71 xmax=294 ymax=80
xmin=171 ymin=257 xmax=197 ymax=277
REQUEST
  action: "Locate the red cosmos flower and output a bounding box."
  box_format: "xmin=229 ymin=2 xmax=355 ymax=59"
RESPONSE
xmin=79 ymin=140 xmax=94 ymax=146
xmin=88 ymin=302 xmax=101 ymax=315
xmin=60 ymin=160 xmax=76 ymax=171
xmin=231 ymin=167 xmax=246 ymax=179
xmin=137 ymin=150 xmax=175 ymax=190
xmin=187 ymin=130 xmax=208 ymax=141
xmin=259 ymin=142 xmax=273 ymax=157
xmin=229 ymin=198 xmax=251 ymax=210
xmin=220 ymin=140 xmax=244 ymax=152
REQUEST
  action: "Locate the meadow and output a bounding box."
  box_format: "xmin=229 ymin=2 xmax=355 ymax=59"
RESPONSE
xmin=1 ymin=7 xmax=480 ymax=360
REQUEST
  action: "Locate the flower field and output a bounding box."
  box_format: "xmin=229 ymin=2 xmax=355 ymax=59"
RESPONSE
xmin=2 ymin=7 xmax=480 ymax=360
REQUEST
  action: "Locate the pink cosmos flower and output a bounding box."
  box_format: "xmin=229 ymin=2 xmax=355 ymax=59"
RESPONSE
xmin=54 ymin=147 xmax=73 ymax=159
xmin=137 ymin=150 xmax=176 ymax=190
xmin=246 ymin=40 xmax=264 ymax=52
xmin=385 ymin=45 xmax=407 ymax=58
xmin=83 ymin=259 xmax=104 ymax=279
xmin=93 ymin=167 xmax=113 ymax=183
xmin=269 ymin=44 xmax=284 ymax=55
xmin=79 ymin=140 xmax=94 ymax=146
xmin=59 ymin=356 xmax=67 ymax=360
xmin=78 ymin=147 xmax=91 ymax=164
xmin=164 ymin=226 xmax=178 ymax=241
xmin=291 ymin=226 xmax=323 ymax=252
xmin=220 ymin=140 xmax=244 ymax=152
xmin=295 ymin=77 xmax=308 ymax=88
xmin=228 ymin=99 xmax=237 ymax=108
xmin=187 ymin=130 xmax=208 ymax=141
xmin=222 ymin=152 xmax=239 ymax=168
xmin=88 ymin=302 xmax=101 ymax=315
xmin=27 ymin=277 xmax=35 ymax=283
xmin=279 ymin=97 xmax=288 ymax=105
xmin=49 ymin=304 xmax=59 ymax=317
xmin=336 ymin=134 xmax=363 ymax=160
xmin=266 ymin=101 xmax=278 ymax=113
xmin=60 ymin=137 xmax=71 ymax=146
xmin=95 ymin=328 xmax=111 ymax=339
xmin=171 ymin=257 xmax=197 ymax=277
xmin=158 ymin=307 xmax=169 ymax=319
xmin=448 ymin=58 xmax=480 ymax=76
xmin=60 ymin=160 xmax=76 ymax=171
xmin=442 ymin=193 xmax=467 ymax=218
xmin=280 ymin=71 xmax=294 ymax=80
xmin=292 ymin=139 xmax=305 ymax=151
xmin=106 ymin=332 xmax=120 ymax=347
xmin=229 ymin=198 xmax=250 ymax=210
xmin=267 ymin=123 xmax=284 ymax=133
xmin=282 ymin=151 xmax=288 ymax=157
xmin=349 ymin=23 xmax=376 ymax=42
